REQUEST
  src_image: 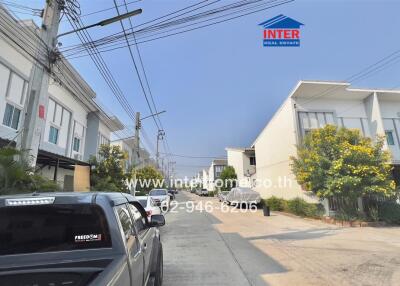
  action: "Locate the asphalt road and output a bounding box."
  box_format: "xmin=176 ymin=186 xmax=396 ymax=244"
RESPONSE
xmin=160 ymin=191 xmax=400 ymax=286
xmin=160 ymin=192 xmax=277 ymax=286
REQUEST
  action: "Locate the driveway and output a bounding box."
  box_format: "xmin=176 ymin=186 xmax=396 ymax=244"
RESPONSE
xmin=161 ymin=192 xmax=400 ymax=286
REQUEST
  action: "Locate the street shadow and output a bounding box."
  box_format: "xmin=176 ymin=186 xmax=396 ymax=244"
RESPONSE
xmin=246 ymin=228 xmax=336 ymax=241
xmin=205 ymin=212 xmax=287 ymax=286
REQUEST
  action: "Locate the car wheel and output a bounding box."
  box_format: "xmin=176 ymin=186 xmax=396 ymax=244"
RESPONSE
xmin=154 ymin=244 xmax=163 ymax=286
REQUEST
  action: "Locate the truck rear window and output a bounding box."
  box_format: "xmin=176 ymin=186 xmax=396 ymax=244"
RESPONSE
xmin=0 ymin=204 xmax=111 ymax=255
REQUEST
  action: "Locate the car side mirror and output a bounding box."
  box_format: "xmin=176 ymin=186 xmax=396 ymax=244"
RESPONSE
xmin=149 ymin=214 xmax=165 ymax=227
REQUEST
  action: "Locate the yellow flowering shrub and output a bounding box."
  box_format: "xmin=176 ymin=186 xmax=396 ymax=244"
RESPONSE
xmin=290 ymin=125 xmax=397 ymax=200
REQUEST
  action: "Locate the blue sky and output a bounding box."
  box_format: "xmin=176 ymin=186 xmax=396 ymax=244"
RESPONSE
xmin=14 ymin=0 xmax=400 ymax=177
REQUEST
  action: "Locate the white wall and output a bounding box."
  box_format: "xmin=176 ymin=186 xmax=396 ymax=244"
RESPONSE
xmin=226 ymin=149 xmax=255 ymax=187
xmin=41 ymin=82 xmax=88 ymax=158
xmin=0 ymin=38 xmax=32 ymax=141
xmin=227 ymin=150 xmax=244 ymax=178
xmin=38 ymin=166 xmax=74 ymax=188
xmin=202 ymin=169 xmax=208 ymax=190
xmin=254 ymin=98 xmax=318 ymax=202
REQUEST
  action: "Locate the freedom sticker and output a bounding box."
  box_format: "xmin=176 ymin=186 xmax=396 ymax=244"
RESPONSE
xmin=75 ymin=234 xmax=102 ymax=242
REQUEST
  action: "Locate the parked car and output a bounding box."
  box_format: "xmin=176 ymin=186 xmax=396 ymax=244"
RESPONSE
xmin=200 ymin=189 xmax=209 ymax=196
xmin=218 ymin=191 xmax=229 ymax=203
xmin=136 ymin=195 xmax=162 ymax=220
xmin=195 ymin=189 xmax=202 ymax=196
xmin=149 ymin=189 xmax=171 ymax=208
xmin=190 ymin=189 xmax=197 ymax=194
xmin=0 ymin=192 xmax=165 ymax=286
xmin=226 ymin=187 xmax=261 ymax=205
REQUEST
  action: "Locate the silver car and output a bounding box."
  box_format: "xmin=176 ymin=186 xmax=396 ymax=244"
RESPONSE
xmin=136 ymin=195 xmax=162 ymax=220
xmin=226 ymin=187 xmax=261 ymax=205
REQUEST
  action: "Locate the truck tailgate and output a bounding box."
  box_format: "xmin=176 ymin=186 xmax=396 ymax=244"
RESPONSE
xmin=0 ymin=258 xmax=113 ymax=286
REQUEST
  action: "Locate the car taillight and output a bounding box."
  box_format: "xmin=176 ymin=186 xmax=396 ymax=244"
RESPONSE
xmin=146 ymin=210 xmax=152 ymax=217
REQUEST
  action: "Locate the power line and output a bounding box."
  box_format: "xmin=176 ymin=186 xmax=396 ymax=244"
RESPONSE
xmin=61 ymin=0 xmax=294 ymax=59
xmin=121 ymin=0 xmax=173 ymax=165
xmin=63 ymin=0 xmax=287 ymax=57
xmin=122 ymin=0 xmax=163 ymax=129
xmin=61 ymin=0 xmax=142 ymax=21
xmin=64 ymin=11 xmax=137 ymax=125
xmin=113 ymin=0 xmax=159 ymax=130
xmin=160 ymin=152 xmax=226 ymax=159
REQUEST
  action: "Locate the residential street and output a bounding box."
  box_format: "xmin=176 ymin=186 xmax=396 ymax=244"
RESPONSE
xmin=161 ymin=192 xmax=400 ymax=286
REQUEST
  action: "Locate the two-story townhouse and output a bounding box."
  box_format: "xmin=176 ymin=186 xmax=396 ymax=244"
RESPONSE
xmin=202 ymin=169 xmax=209 ymax=190
xmin=111 ymin=136 xmax=156 ymax=172
xmin=0 ymin=9 xmax=124 ymax=190
xmin=206 ymin=159 xmax=227 ymax=191
xmin=111 ymin=137 xmax=136 ymax=172
xmin=35 ymin=59 xmax=123 ymax=189
xmin=225 ymin=147 xmax=256 ymax=187
xmin=0 ymin=12 xmax=36 ymax=146
xmin=252 ymin=80 xmax=400 ymax=215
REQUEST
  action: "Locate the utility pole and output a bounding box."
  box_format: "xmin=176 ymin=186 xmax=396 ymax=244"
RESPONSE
xmin=134 ymin=111 xmax=141 ymax=167
xmin=156 ymin=129 xmax=165 ymax=168
xmin=20 ymin=0 xmax=61 ymax=165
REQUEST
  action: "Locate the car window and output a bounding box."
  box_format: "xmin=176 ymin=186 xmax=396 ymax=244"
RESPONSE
xmin=0 ymin=204 xmax=112 ymax=255
xmin=149 ymin=189 xmax=167 ymax=196
xmin=138 ymin=199 xmax=147 ymax=208
xmin=116 ymin=205 xmax=134 ymax=241
xmin=128 ymin=204 xmax=147 ymax=235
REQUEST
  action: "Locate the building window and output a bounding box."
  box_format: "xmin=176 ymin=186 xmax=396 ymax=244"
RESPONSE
xmin=73 ymin=137 xmax=80 ymax=152
xmin=249 ymin=156 xmax=256 ymax=166
xmin=3 ymin=103 xmax=21 ymax=130
xmin=49 ymin=126 xmax=59 ymax=144
xmin=214 ymin=165 xmax=225 ymax=179
xmin=298 ymin=111 xmax=335 ymax=139
xmin=386 ymin=131 xmax=395 ymax=146
xmin=98 ymin=133 xmax=110 ymax=148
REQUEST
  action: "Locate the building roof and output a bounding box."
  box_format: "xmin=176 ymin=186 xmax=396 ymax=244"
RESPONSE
xmin=226 ymin=147 xmax=255 ymax=153
xmin=212 ymin=159 xmax=227 ymax=165
xmin=251 ymin=80 xmax=400 ymax=147
xmin=289 ymin=80 xmax=400 ymax=100
xmin=11 ymin=11 xmax=124 ymax=133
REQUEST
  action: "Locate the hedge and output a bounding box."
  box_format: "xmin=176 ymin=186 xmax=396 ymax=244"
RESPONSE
xmin=264 ymin=196 xmax=324 ymax=218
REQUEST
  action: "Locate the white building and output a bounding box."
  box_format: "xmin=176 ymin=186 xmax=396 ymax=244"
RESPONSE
xmin=111 ymin=137 xmax=154 ymax=171
xmin=202 ymin=169 xmax=209 ymax=190
xmin=0 ymin=8 xmax=123 ymax=190
xmin=252 ymin=80 xmax=400 ymax=213
xmin=226 ymin=147 xmax=256 ymax=187
xmin=204 ymin=159 xmax=227 ymax=191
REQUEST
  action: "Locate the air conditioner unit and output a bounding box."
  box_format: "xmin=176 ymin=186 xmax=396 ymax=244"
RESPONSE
xmin=74 ymin=154 xmax=82 ymax=161
xmin=397 ymin=112 xmax=400 ymax=118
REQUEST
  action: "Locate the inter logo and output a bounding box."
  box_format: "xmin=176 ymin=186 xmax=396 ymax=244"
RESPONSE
xmin=259 ymin=14 xmax=304 ymax=47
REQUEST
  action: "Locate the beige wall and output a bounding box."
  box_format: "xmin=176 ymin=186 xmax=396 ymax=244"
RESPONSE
xmin=254 ymin=98 xmax=318 ymax=203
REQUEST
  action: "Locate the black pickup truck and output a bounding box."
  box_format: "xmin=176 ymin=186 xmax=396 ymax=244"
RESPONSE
xmin=0 ymin=192 xmax=165 ymax=286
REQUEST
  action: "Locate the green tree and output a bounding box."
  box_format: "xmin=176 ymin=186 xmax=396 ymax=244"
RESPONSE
xmin=219 ymin=166 xmax=237 ymax=192
xmin=90 ymin=145 xmax=130 ymax=192
xmin=0 ymin=147 xmax=59 ymax=195
xmin=133 ymin=166 xmax=164 ymax=194
xmin=290 ymin=125 xmax=397 ymax=207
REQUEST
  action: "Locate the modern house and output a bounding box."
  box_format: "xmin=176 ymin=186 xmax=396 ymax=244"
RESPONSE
xmin=225 ymin=147 xmax=256 ymax=187
xmin=111 ymin=137 xmax=155 ymax=171
xmin=0 ymin=8 xmax=124 ymax=190
xmin=252 ymin=80 xmax=400 ymax=214
xmin=202 ymin=169 xmax=209 ymax=190
xmin=204 ymin=159 xmax=227 ymax=191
